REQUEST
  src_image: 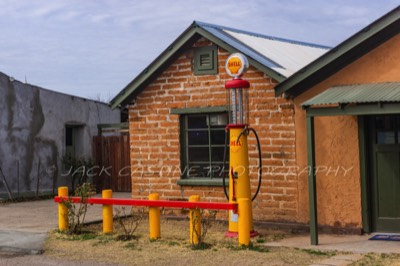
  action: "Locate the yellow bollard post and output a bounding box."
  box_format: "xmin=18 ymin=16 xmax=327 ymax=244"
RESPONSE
xmin=149 ymin=193 xmax=161 ymax=240
xmin=58 ymin=186 xmax=69 ymax=231
xmin=238 ymin=198 xmax=251 ymax=246
xmin=102 ymin=189 xmax=113 ymax=233
xmin=189 ymin=195 xmax=201 ymax=245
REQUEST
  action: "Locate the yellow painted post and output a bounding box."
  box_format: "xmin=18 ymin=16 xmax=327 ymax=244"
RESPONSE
xmin=189 ymin=195 xmax=201 ymax=245
xmin=149 ymin=193 xmax=161 ymax=240
xmin=102 ymin=189 xmax=113 ymax=233
xmin=58 ymin=186 xmax=69 ymax=231
xmin=238 ymin=198 xmax=251 ymax=246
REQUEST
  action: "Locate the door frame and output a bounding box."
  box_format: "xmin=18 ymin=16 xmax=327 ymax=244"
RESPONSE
xmin=359 ymin=115 xmax=400 ymax=233
xmin=368 ymin=115 xmax=400 ymax=232
xmin=358 ymin=116 xmax=372 ymax=233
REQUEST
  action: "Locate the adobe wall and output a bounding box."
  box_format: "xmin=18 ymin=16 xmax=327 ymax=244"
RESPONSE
xmin=0 ymin=72 xmax=120 ymax=198
xmin=294 ymin=33 xmax=400 ymax=229
xmin=129 ymin=38 xmax=298 ymax=222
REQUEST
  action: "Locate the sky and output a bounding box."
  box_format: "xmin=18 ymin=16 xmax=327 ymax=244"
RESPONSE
xmin=0 ymin=1 xmax=398 ymax=102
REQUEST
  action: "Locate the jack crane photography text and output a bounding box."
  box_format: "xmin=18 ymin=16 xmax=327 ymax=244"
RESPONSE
xmin=56 ymin=164 xmax=354 ymax=178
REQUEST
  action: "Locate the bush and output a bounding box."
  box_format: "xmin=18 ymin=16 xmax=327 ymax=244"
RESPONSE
xmin=62 ymin=182 xmax=96 ymax=235
xmin=114 ymin=207 xmax=146 ymax=241
xmin=191 ymin=209 xmax=218 ymax=249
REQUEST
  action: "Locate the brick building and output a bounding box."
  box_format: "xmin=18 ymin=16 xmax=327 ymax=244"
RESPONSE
xmin=111 ymin=7 xmax=400 ymax=243
xmin=110 ymin=21 xmax=327 ymax=223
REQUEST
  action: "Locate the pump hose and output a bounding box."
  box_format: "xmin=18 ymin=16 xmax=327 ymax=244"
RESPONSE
xmin=221 ymin=128 xmax=229 ymax=199
xmin=222 ymin=127 xmax=263 ymax=202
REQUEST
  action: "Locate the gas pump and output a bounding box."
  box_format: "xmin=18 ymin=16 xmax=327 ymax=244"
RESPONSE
xmin=223 ymin=53 xmax=262 ymax=238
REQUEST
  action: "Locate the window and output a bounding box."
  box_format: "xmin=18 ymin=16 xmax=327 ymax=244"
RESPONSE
xmin=194 ymin=46 xmax=218 ymax=75
xmin=375 ymin=115 xmax=400 ymax=144
xmin=65 ymin=124 xmax=85 ymax=156
xmin=180 ymin=113 xmax=229 ymax=180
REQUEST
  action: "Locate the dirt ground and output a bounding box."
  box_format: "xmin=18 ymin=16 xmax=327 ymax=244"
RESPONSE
xmin=2 ymin=215 xmax=400 ymax=266
xmin=41 ymin=215 xmax=340 ymax=266
xmin=2 ymin=197 xmax=400 ymax=265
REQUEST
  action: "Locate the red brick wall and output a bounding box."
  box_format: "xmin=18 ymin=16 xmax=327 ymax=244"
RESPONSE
xmin=128 ymin=38 xmax=297 ymax=222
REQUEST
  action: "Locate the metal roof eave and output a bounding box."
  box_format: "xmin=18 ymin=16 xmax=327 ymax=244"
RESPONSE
xmin=302 ymin=83 xmax=400 ymax=108
xmin=302 ymin=82 xmax=400 ymax=117
xmin=275 ymin=6 xmax=400 ymax=98
xmin=304 ymin=102 xmax=400 ymax=117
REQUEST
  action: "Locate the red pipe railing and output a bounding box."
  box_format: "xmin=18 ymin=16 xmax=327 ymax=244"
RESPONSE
xmin=54 ymin=196 xmax=237 ymax=212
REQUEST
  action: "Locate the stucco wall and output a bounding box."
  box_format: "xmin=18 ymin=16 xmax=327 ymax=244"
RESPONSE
xmin=128 ymin=38 xmax=298 ymax=222
xmin=294 ymin=33 xmax=400 ymax=229
xmin=0 ymin=72 xmax=120 ymax=198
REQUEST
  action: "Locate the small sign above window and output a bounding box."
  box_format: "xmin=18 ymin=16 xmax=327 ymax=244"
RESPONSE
xmin=208 ymin=113 xmax=228 ymax=126
xmin=194 ymin=46 xmax=218 ymax=75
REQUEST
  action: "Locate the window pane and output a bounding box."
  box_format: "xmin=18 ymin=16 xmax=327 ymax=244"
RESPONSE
xmin=187 ymin=163 xmax=210 ymax=177
xmin=397 ymin=116 xmax=400 ymax=144
xmin=376 ymin=116 xmax=395 ymax=144
xmin=210 ymin=129 xmax=226 ymax=145
xmin=211 ymin=147 xmax=226 ymax=162
xmin=188 ymin=130 xmax=209 ymax=145
xmin=207 ymin=164 xmax=222 ymax=177
xmin=188 ymin=147 xmax=209 ymax=162
xmin=188 ymin=115 xmax=207 ymax=129
xmin=187 ymin=163 xmax=225 ymax=178
xmin=209 ymin=113 xmax=227 ymax=127
xmin=211 ymin=163 xmax=227 ymax=178
xmin=66 ymin=127 xmax=73 ymax=146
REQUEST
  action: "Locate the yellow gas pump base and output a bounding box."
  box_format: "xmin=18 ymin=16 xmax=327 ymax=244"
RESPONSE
xmin=225 ymin=127 xmax=258 ymax=238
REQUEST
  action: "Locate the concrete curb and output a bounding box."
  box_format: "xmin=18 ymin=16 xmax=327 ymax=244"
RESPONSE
xmin=0 ymin=245 xmax=44 ymax=255
xmin=0 ymin=230 xmax=47 ymax=255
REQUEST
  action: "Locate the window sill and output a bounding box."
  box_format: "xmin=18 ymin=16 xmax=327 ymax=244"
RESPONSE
xmin=177 ymin=178 xmax=228 ymax=187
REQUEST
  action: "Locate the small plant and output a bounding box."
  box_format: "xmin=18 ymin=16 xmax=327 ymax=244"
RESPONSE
xmin=247 ymin=244 xmax=269 ymax=253
xmin=167 ymin=241 xmax=180 ymax=246
xmin=62 ymin=182 xmax=96 ymax=235
xmin=227 ymin=243 xmax=269 ymax=253
xmin=190 ymin=209 xmax=218 ymax=249
xmin=92 ymin=235 xmax=113 ymax=246
xmin=124 ymin=242 xmax=136 ymax=249
xmin=256 ymin=238 xmax=266 ymax=244
xmin=301 ymin=248 xmax=335 ymax=256
xmin=67 ymin=232 xmax=97 ymax=241
xmin=114 ymin=206 xmax=146 ymax=241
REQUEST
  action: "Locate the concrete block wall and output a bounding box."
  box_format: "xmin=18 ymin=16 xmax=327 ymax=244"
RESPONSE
xmin=128 ymin=38 xmax=297 ymax=222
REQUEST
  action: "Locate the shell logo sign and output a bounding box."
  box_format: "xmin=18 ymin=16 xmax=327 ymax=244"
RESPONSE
xmin=230 ymin=136 xmax=242 ymax=153
xmin=225 ymin=53 xmax=249 ymax=78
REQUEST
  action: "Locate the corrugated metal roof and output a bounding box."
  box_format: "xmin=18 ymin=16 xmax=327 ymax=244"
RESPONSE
xmin=196 ymin=21 xmax=330 ymax=78
xmin=302 ymin=83 xmax=400 ymax=107
xmin=223 ymin=30 xmax=329 ymax=77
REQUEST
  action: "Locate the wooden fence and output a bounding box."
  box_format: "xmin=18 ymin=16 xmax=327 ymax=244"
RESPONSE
xmin=92 ymin=135 xmax=131 ymax=192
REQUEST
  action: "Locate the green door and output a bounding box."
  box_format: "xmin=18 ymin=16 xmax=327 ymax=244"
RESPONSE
xmin=370 ymin=115 xmax=400 ymax=232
